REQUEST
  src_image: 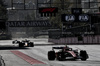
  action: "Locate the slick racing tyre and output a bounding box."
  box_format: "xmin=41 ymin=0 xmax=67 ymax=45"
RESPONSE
xmin=28 ymin=42 xmax=34 ymax=47
xmin=48 ymin=51 xmax=55 ymax=60
xmin=19 ymin=43 xmax=24 ymax=47
xmin=17 ymin=41 xmax=20 ymax=43
xmin=80 ymin=50 xmax=89 ymax=61
xmin=12 ymin=41 xmax=15 ymax=44
xmin=57 ymin=52 xmax=65 ymax=61
xmin=30 ymin=43 xmax=34 ymax=47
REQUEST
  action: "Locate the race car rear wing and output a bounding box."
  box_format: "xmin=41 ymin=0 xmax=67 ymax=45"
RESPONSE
xmin=52 ymin=47 xmax=64 ymax=49
xmin=52 ymin=46 xmax=72 ymax=51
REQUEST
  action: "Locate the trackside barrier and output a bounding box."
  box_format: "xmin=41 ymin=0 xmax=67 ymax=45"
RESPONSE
xmin=48 ymin=35 xmax=100 ymax=44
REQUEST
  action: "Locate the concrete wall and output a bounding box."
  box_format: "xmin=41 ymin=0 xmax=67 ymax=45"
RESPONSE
xmin=48 ymin=35 xmax=100 ymax=44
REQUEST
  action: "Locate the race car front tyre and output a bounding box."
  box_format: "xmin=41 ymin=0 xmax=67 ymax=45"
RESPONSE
xmin=12 ymin=41 xmax=15 ymax=44
xmin=48 ymin=51 xmax=55 ymax=60
xmin=80 ymin=50 xmax=89 ymax=61
xmin=31 ymin=43 xmax=34 ymax=47
xmin=57 ymin=52 xmax=65 ymax=61
xmin=28 ymin=43 xmax=34 ymax=47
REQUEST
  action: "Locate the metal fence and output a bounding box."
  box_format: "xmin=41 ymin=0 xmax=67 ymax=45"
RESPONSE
xmin=48 ymin=23 xmax=100 ymax=44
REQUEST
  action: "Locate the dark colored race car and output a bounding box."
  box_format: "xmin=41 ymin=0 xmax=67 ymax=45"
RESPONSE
xmin=12 ymin=39 xmax=34 ymax=47
xmin=48 ymin=46 xmax=89 ymax=61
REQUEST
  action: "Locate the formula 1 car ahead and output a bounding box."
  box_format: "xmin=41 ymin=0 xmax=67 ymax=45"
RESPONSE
xmin=48 ymin=46 xmax=89 ymax=61
xmin=12 ymin=39 xmax=34 ymax=47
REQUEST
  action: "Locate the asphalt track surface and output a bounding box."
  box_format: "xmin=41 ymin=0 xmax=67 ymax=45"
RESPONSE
xmin=0 ymin=38 xmax=100 ymax=66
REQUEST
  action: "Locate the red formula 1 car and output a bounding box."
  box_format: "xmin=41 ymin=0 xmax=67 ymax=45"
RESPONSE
xmin=48 ymin=46 xmax=89 ymax=61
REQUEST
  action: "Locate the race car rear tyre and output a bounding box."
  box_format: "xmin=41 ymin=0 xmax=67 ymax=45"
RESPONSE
xmin=48 ymin=51 xmax=55 ymax=60
xmin=19 ymin=43 xmax=24 ymax=47
xmin=80 ymin=50 xmax=88 ymax=61
xmin=17 ymin=41 xmax=20 ymax=43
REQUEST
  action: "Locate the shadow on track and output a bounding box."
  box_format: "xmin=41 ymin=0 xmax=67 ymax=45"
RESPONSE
xmin=34 ymin=43 xmax=100 ymax=46
xmin=34 ymin=44 xmax=66 ymax=46
xmin=0 ymin=45 xmax=29 ymax=50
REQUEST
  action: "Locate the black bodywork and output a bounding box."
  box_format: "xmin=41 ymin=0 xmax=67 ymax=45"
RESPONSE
xmin=12 ymin=39 xmax=34 ymax=47
xmin=48 ymin=46 xmax=89 ymax=61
